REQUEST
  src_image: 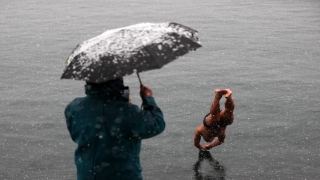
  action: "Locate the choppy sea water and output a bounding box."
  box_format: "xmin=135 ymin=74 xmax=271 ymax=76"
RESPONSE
xmin=1 ymin=0 xmax=320 ymax=179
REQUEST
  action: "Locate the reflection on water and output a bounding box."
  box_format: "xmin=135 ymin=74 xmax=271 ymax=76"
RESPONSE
xmin=193 ymin=150 xmax=226 ymax=180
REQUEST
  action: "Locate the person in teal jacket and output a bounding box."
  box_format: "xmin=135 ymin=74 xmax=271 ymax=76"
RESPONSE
xmin=65 ymin=78 xmax=165 ymax=180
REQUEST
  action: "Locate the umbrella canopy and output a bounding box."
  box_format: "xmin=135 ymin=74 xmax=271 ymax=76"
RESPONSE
xmin=61 ymin=22 xmax=201 ymax=83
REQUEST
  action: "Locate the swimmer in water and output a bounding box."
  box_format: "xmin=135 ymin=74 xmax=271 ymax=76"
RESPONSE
xmin=194 ymin=89 xmax=235 ymax=150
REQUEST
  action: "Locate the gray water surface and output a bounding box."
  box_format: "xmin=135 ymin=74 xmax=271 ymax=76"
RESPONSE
xmin=1 ymin=0 xmax=320 ymax=179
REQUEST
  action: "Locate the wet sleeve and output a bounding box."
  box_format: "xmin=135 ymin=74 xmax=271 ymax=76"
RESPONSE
xmin=125 ymin=96 xmax=165 ymax=140
xmin=64 ymin=98 xmax=82 ymax=143
xmin=64 ymin=101 xmax=75 ymax=140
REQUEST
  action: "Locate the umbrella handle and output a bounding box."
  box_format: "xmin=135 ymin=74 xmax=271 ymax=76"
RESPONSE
xmin=137 ymin=72 xmax=142 ymax=85
xmin=137 ymin=72 xmax=143 ymax=110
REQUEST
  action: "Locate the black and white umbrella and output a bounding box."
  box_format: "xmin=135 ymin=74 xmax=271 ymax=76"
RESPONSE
xmin=61 ymin=22 xmax=201 ymax=83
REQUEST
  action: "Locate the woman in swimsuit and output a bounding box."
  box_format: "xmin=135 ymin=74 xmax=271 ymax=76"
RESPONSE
xmin=194 ymin=89 xmax=235 ymax=150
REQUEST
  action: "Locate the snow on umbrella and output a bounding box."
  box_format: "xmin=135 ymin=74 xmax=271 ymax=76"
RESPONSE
xmin=61 ymin=22 xmax=201 ymax=83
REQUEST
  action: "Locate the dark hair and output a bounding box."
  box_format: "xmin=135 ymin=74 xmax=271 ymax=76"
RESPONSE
xmin=86 ymin=78 xmax=124 ymax=94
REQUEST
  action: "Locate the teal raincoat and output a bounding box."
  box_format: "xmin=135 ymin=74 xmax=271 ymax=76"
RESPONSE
xmin=65 ymin=85 xmax=165 ymax=180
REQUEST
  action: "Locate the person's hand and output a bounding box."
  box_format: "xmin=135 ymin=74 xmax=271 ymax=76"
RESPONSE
xmin=203 ymin=144 xmax=213 ymax=150
xmin=140 ymin=84 xmax=153 ymax=97
xmin=199 ymin=145 xmax=207 ymax=151
xmin=195 ymin=143 xmax=207 ymax=150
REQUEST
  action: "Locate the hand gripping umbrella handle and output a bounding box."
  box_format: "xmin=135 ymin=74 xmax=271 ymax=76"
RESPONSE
xmin=137 ymin=72 xmax=142 ymax=85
